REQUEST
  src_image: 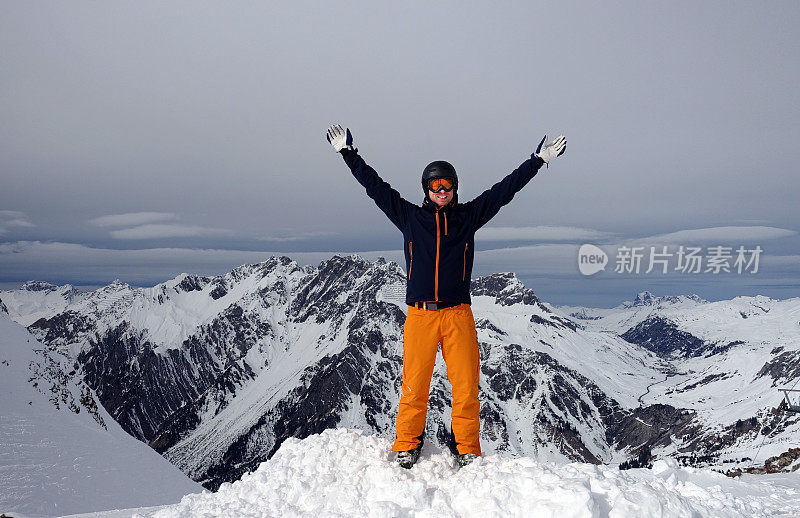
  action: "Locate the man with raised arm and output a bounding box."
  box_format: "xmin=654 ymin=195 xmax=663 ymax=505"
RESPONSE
xmin=326 ymin=124 xmax=566 ymax=468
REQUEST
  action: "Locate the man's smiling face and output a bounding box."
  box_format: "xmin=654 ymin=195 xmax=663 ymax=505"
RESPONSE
xmin=428 ymin=187 xmax=453 ymax=207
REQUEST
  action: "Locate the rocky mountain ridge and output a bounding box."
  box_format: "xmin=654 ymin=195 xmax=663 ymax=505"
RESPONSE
xmin=3 ymin=255 xmax=799 ymax=490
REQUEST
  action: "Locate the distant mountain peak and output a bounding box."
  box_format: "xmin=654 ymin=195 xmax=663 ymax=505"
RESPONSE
xmin=622 ymin=291 xmax=707 ymax=308
xmin=633 ymin=291 xmax=656 ymax=306
xmin=22 ymin=280 xmax=59 ymax=291
xmin=472 ymin=272 xmax=545 ymax=308
xmin=319 ymin=253 xmax=372 ymax=268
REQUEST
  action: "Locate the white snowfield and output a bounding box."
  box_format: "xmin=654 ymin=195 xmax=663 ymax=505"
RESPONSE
xmin=110 ymin=429 xmax=799 ymax=518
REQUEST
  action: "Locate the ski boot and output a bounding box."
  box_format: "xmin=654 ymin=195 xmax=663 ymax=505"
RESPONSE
xmin=447 ymin=427 xmax=478 ymax=468
xmin=396 ymin=438 xmax=424 ymax=469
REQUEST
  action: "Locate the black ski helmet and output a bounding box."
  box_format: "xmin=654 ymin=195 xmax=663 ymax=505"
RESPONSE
xmin=421 ymin=161 xmax=458 ymax=194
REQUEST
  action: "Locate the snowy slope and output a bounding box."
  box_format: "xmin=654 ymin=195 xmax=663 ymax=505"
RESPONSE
xmin=73 ymin=429 xmax=800 ymax=518
xmin=0 ymin=312 xmax=202 ymax=517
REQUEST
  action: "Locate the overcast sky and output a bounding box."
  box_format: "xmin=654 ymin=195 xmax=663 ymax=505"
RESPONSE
xmin=1 ymin=1 xmax=798 ymax=306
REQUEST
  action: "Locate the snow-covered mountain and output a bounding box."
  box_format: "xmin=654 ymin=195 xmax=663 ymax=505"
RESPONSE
xmin=553 ymin=291 xmax=800 ymax=465
xmin=0 ymin=307 xmax=201 ymax=517
xmin=1 ymin=280 xmax=81 ymax=326
xmin=3 ymin=257 xmax=799 ymax=492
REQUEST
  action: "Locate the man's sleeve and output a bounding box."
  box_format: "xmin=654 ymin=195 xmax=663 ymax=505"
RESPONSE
xmin=341 ymin=149 xmax=411 ymax=231
xmin=463 ymin=154 xmax=545 ymax=230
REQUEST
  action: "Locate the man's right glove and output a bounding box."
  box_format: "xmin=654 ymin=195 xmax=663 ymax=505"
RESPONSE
xmin=326 ymin=124 xmax=355 ymax=153
xmin=534 ymin=134 xmax=567 ymax=167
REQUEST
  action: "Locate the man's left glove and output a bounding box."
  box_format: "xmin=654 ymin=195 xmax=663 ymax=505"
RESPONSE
xmin=326 ymin=124 xmax=355 ymax=153
xmin=534 ymin=134 xmax=567 ymax=167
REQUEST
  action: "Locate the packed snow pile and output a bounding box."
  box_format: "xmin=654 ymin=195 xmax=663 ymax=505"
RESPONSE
xmin=136 ymin=428 xmax=800 ymax=518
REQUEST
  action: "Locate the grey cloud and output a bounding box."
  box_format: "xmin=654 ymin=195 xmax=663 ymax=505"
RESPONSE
xmin=477 ymin=244 xmax=581 ymax=276
xmin=89 ymin=212 xmax=178 ymax=227
xmin=257 ymin=231 xmax=340 ymax=242
xmin=3 ymin=2 xmax=798 ymax=245
xmin=1 ymin=2 xmax=799 ymax=305
xmin=0 ymin=210 xmax=33 ymax=221
xmin=626 ymin=226 xmax=797 ymax=245
xmin=763 ymin=254 xmax=800 ymax=269
xmin=109 ymin=224 xmax=233 ymax=240
xmin=476 ymin=225 xmax=613 ymax=242
xmin=0 ymin=210 xmax=35 ymax=235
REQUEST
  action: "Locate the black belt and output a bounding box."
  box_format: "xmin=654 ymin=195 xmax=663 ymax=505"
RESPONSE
xmin=412 ymin=301 xmax=461 ymax=310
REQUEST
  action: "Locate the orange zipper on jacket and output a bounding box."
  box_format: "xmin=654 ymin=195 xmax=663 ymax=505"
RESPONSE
xmin=408 ymin=241 xmax=413 ymax=280
xmin=444 ymin=212 xmax=448 ymax=236
xmin=463 ymin=242 xmax=468 ymax=281
xmin=435 ymin=212 xmax=440 ymax=300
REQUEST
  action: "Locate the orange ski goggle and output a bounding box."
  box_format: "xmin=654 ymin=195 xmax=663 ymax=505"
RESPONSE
xmin=428 ymin=178 xmax=455 ymax=192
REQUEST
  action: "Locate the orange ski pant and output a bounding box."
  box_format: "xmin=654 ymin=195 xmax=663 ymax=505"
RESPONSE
xmin=392 ymin=303 xmax=481 ymax=455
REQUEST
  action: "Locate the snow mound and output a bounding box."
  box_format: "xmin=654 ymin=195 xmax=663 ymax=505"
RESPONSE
xmin=138 ymin=429 xmax=800 ymax=518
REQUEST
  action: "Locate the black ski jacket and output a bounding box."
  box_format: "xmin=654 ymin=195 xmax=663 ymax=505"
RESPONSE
xmin=342 ymin=149 xmax=545 ymax=305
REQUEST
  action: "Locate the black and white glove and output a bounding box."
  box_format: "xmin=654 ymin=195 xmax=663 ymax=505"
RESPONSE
xmin=534 ymin=134 xmax=567 ymax=167
xmin=326 ymin=124 xmax=355 ymax=153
